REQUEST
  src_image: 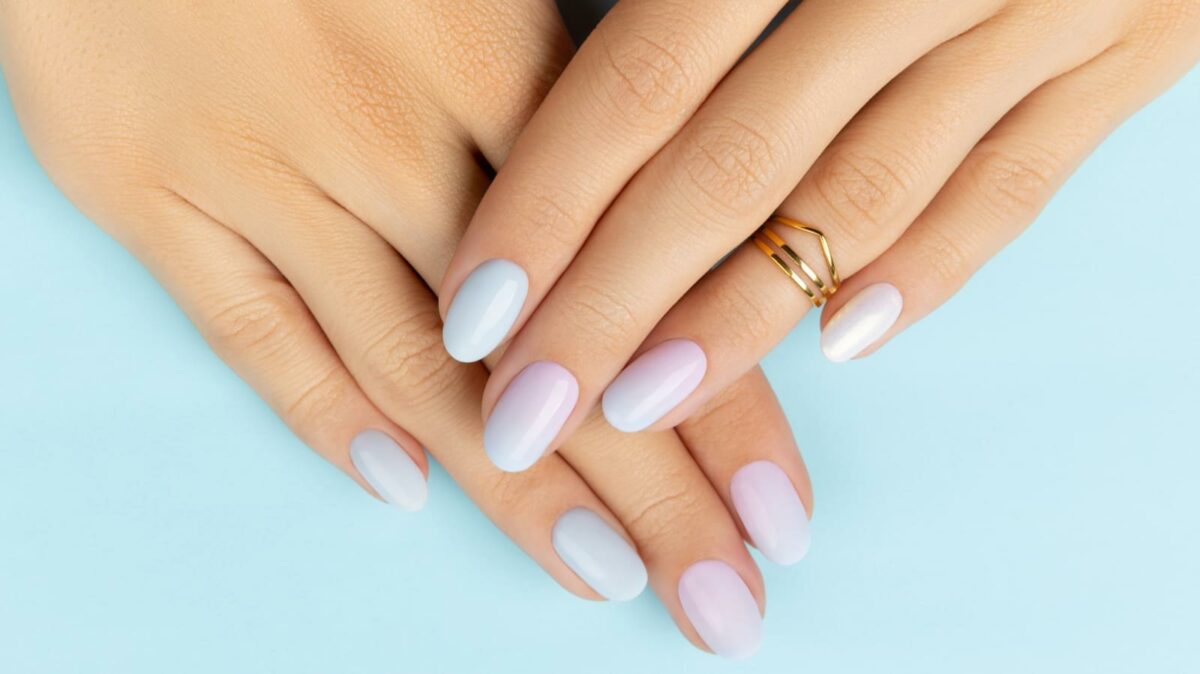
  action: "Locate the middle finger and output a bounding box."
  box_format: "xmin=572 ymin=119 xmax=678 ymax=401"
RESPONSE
xmin=478 ymin=0 xmax=1001 ymax=468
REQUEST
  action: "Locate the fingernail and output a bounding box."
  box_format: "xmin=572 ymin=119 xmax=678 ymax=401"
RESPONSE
xmin=442 ymin=259 xmax=528 ymax=363
xmin=820 ymin=282 xmax=903 ymax=363
xmin=602 ymin=339 xmax=706 ymax=432
xmin=678 ymin=560 xmax=763 ymax=659
xmin=484 ymin=361 xmax=578 ymax=472
xmin=349 ymin=429 xmax=428 ymax=512
xmin=552 ymin=508 xmax=648 ymax=602
xmin=731 ymin=461 xmax=811 ymax=565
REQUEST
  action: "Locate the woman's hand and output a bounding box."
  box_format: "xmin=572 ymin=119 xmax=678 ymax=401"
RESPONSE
xmin=439 ymin=0 xmax=1200 ymax=468
xmin=0 ymin=0 xmax=814 ymax=657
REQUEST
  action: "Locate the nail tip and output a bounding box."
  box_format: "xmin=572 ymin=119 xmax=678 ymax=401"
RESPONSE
xmin=599 ymin=566 xmax=649 ymax=603
xmin=819 ymin=339 xmax=850 ymax=363
xmin=390 ymin=499 xmax=426 ymax=513
xmin=483 ymin=436 xmax=540 ymax=472
xmin=604 ymin=579 xmax=648 ymax=603
xmin=394 ymin=485 xmax=430 ymax=512
xmin=719 ymin=641 xmax=763 ymax=660
xmin=600 ymin=401 xmax=645 ymax=434
xmin=350 ymin=430 xmax=429 ymax=512
xmin=764 ymin=545 xmax=809 ymax=566
xmin=441 ymin=326 xmax=488 ymax=363
xmin=484 ymin=446 xmax=536 ymax=473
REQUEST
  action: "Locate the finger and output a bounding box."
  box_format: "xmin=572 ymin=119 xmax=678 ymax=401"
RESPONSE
xmin=289 ymin=0 xmax=575 ymax=282
xmin=429 ymin=0 xmax=577 ymax=168
xmin=178 ymin=170 xmax=645 ymax=602
xmin=438 ymin=0 xmax=788 ymax=363
xmin=299 ymin=151 xmax=774 ymax=649
xmin=606 ymin=2 xmax=1119 ymax=432
xmin=819 ymin=35 xmax=1199 ymax=362
xmin=124 ymin=192 xmax=429 ymax=509
xmin=477 ymin=0 xmax=1001 ymax=468
xmin=558 ymin=409 xmax=767 ymax=658
xmin=675 ymin=366 xmax=813 ymax=565
xmin=296 ymin=88 xmax=779 ymax=653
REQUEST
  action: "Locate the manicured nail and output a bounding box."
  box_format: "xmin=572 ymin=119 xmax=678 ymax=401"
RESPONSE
xmin=820 ymin=282 xmax=903 ymax=363
xmin=349 ymin=429 xmax=428 ymax=512
xmin=442 ymin=259 xmax=528 ymax=363
xmin=552 ymin=508 xmax=648 ymax=602
xmin=731 ymin=461 xmax=811 ymax=565
xmin=484 ymin=361 xmax=578 ymax=472
xmin=602 ymin=339 xmax=706 ymax=433
xmin=678 ymin=560 xmax=763 ymax=659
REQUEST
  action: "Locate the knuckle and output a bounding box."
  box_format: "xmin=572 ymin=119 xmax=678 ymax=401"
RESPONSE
xmin=503 ymin=184 xmax=588 ymax=254
xmin=809 ymin=147 xmax=916 ymax=246
xmin=592 ymin=24 xmax=703 ymax=128
xmin=967 ymin=141 xmax=1060 ymax=223
xmin=203 ymin=280 xmax=305 ymax=357
xmin=303 ymin=12 xmax=431 ymax=168
xmin=484 ymin=473 xmax=539 ymax=518
xmin=680 ymin=112 xmax=785 ymax=215
xmin=282 ymin=366 xmax=349 ymax=426
xmin=623 ymin=483 xmax=705 ymax=543
xmin=359 ymin=309 xmax=463 ymax=410
xmin=914 ymin=226 xmax=975 ymax=288
xmin=431 ymin=1 xmax=567 ymax=123
xmin=705 ymin=274 xmax=782 ymax=346
xmin=558 ymin=281 xmax=642 ymax=357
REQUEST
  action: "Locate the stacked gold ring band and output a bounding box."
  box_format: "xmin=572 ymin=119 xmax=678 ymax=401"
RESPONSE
xmin=752 ymin=215 xmax=841 ymax=308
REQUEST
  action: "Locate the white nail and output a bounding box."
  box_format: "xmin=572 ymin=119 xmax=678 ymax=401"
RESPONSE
xmin=350 ymin=430 xmax=428 ymax=512
xmin=442 ymin=259 xmax=528 ymax=363
xmin=552 ymin=508 xmax=648 ymax=602
xmin=820 ymin=283 xmax=903 ymax=363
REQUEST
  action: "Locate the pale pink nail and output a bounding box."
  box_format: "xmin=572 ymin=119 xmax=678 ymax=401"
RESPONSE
xmin=731 ymin=461 xmax=811 ymax=565
xmin=602 ymin=339 xmax=706 ymax=432
xmin=678 ymin=560 xmax=763 ymax=659
xmin=820 ymin=282 xmax=903 ymax=363
xmin=484 ymin=361 xmax=578 ymax=472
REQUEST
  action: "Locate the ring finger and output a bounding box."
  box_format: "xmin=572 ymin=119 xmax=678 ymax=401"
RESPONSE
xmin=605 ymin=3 xmax=1125 ymax=432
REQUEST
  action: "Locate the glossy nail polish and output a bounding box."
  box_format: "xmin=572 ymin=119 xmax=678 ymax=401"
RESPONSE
xmin=820 ymin=282 xmax=903 ymax=363
xmin=678 ymin=560 xmax=763 ymax=659
xmin=731 ymin=461 xmax=811 ymax=565
xmin=602 ymin=339 xmax=706 ymax=433
xmin=349 ymin=429 xmax=428 ymax=511
xmin=442 ymin=259 xmax=528 ymax=363
xmin=484 ymin=361 xmax=578 ymax=472
xmin=552 ymin=508 xmax=648 ymax=602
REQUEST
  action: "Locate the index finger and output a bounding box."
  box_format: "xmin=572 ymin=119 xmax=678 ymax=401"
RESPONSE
xmin=438 ymin=0 xmax=788 ymax=362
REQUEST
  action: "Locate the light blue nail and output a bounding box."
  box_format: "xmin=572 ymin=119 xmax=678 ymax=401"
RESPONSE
xmin=442 ymin=259 xmax=528 ymax=363
xmin=552 ymin=508 xmax=648 ymax=602
xmin=349 ymin=429 xmax=428 ymax=512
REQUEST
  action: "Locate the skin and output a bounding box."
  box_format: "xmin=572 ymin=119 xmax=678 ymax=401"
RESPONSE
xmin=0 ymin=0 xmax=814 ymax=655
xmin=443 ymin=0 xmax=1200 ymax=449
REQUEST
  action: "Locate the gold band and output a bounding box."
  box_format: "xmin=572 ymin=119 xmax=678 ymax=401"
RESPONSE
xmin=752 ymin=216 xmax=841 ymax=307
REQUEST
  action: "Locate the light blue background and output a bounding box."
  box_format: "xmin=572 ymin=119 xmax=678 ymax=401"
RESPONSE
xmin=2 ymin=59 xmax=1198 ymax=674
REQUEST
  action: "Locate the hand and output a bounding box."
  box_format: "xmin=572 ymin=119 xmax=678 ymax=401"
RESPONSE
xmin=0 ymin=0 xmax=813 ymax=657
xmin=439 ymin=0 xmax=1200 ymax=468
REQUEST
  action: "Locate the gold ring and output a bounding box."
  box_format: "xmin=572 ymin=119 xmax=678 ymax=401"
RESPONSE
xmin=752 ymin=215 xmax=841 ymax=307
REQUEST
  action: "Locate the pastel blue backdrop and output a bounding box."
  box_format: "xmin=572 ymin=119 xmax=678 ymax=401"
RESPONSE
xmin=1 ymin=59 xmax=1197 ymax=674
